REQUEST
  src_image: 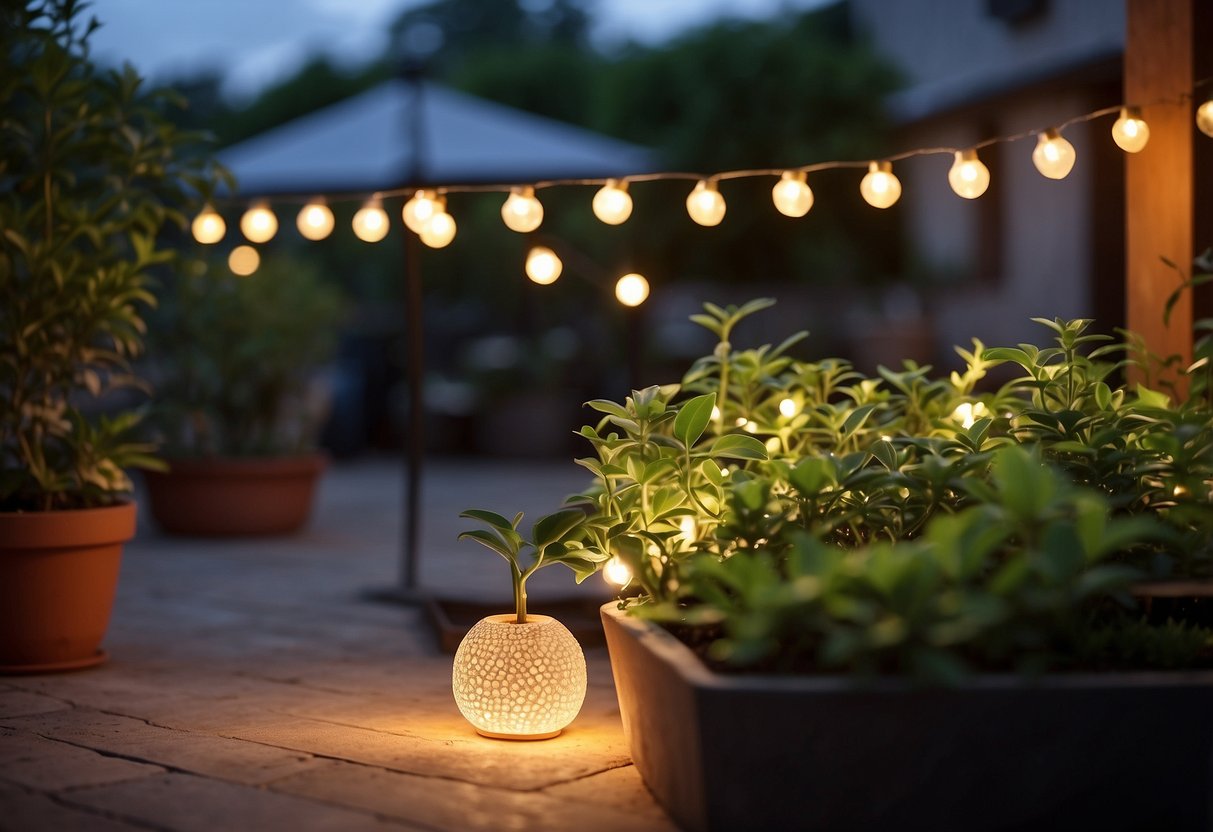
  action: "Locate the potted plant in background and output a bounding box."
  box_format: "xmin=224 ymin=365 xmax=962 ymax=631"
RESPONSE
xmin=469 ymin=299 xmax=1213 ymax=831
xmin=142 ymin=253 xmax=345 ymax=536
xmin=0 ymin=0 xmax=224 ymax=670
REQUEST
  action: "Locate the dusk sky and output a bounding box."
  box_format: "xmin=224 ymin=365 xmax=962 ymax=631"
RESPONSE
xmin=88 ymin=0 xmax=828 ymax=100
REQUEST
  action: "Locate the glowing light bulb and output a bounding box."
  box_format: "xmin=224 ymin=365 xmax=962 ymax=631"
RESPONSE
xmin=686 ymin=180 xmax=725 ymax=226
xmin=419 ymin=207 xmax=456 ymax=248
xmin=679 ymin=516 xmax=697 ymax=544
xmin=771 ymin=171 xmax=814 ymax=217
xmin=191 ymin=206 xmax=225 ymax=244
xmin=403 ymin=190 xmax=439 ymax=233
xmin=711 ymin=405 xmax=721 ymax=421
xmin=228 ymin=245 xmax=259 ymax=277
xmin=239 ymin=202 xmax=278 ymax=243
xmin=1032 ymin=129 xmax=1076 ymax=180
xmin=1197 ymin=100 xmax=1213 ymax=138
xmin=501 ymin=186 xmax=543 ymax=233
xmin=615 ymin=273 xmax=649 ymax=307
xmin=352 ymin=200 xmax=389 ymax=243
xmin=296 ymin=200 xmax=334 ymax=241
xmin=950 ymin=401 xmax=989 ymax=430
xmin=1112 ymin=107 xmax=1149 ymax=153
xmin=592 ymin=179 xmax=632 ymax=225
xmin=860 ymin=161 xmax=901 ymax=209
xmin=743 ymin=420 xmax=758 ymax=433
xmin=525 ymin=246 xmax=562 ymax=285
xmin=604 ymin=556 xmax=632 ymax=588
xmin=779 ymin=397 xmax=798 ymax=418
xmin=948 ymin=149 xmax=990 ymax=199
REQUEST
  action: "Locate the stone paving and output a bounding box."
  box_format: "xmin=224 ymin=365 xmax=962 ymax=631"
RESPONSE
xmin=0 ymin=458 xmax=679 ymax=831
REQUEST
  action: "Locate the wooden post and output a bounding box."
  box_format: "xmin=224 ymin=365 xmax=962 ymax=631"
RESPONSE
xmin=1124 ymin=0 xmax=1198 ymax=395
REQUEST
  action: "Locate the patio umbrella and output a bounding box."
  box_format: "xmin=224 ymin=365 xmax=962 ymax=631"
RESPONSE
xmin=218 ymin=73 xmax=655 ymax=597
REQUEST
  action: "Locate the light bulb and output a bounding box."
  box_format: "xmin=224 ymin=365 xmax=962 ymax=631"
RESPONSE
xmin=296 ymin=200 xmax=334 ymax=241
xmin=419 ymin=208 xmax=456 ymax=248
xmin=603 ymin=556 xmax=632 ymax=588
xmin=950 ymin=401 xmax=988 ymax=430
xmin=239 ymin=203 xmax=278 ymax=243
xmin=1112 ymin=107 xmax=1149 ymax=153
xmin=191 ymin=206 xmax=225 ymax=244
xmin=860 ymin=161 xmax=901 ymax=209
xmin=592 ymin=179 xmax=633 ymax=225
xmin=352 ymin=200 xmax=389 ymax=243
xmin=771 ymin=171 xmax=814 ymax=217
xmin=228 ymin=245 xmax=259 ymax=277
xmin=403 ymin=190 xmax=439 ymax=233
xmin=686 ymin=180 xmax=726 ymax=226
xmin=948 ymin=149 xmax=990 ymax=199
xmin=615 ymin=273 xmax=649 ymax=307
xmin=1032 ymin=129 xmax=1076 ymax=179
xmin=1197 ymin=99 xmax=1213 ymax=138
xmin=679 ymin=516 xmax=697 ymax=544
xmin=525 ymin=246 xmax=562 ymax=285
xmin=779 ymin=397 xmax=798 ymax=418
xmin=501 ymin=186 xmax=543 ymax=233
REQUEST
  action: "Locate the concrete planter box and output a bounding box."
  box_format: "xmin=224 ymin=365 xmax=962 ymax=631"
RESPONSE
xmin=601 ymin=603 xmax=1213 ymax=832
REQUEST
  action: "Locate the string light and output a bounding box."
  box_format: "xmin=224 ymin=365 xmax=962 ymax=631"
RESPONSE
xmin=1111 ymin=107 xmax=1149 ymax=153
xmin=239 ymin=202 xmax=278 ymax=243
xmin=947 ymin=149 xmax=990 ymax=199
xmin=771 ymin=170 xmax=814 ymax=217
xmin=592 ymin=179 xmax=633 ymax=225
xmin=686 ymin=179 xmax=726 ymax=226
xmin=402 ymin=189 xmax=439 ymax=233
xmin=502 ymin=186 xmax=544 ymax=232
xmin=615 ymin=273 xmax=649 ymax=306
xmin=1032 ymin=129 xmax=1076 ymax=180
xmin=860 ymin=161 xmax=901 ymax=209
xmin=419 ymin=199 xmax=456 ymax=248
xmin=779 ymin=397 xmax=798 ymax=418
xmin=603 ymin=556 xmax=632 ymax=588
xmin=296 ymin=200 xmax=334 ymax=241
xmin=352 ymin=199 xmax=389 ymax=242
xmin=228 ymin=245 xmax=260 ymax=276
xmin=525 ymin=246 xmax=563 ymax=284
xmin=1197 ymin=99 xmax=1213 ymax=138
xmin=191 ymin=205 xmax=225 ymax=244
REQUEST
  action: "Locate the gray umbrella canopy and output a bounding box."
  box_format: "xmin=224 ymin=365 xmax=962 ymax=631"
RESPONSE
xmin=219 ymin=79 xmax=656 ymax=196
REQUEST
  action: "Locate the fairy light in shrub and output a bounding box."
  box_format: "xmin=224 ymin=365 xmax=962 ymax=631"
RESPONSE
xmin=779 ymin=397 xmax=798 ymax=418
xmin=402 ymin=189 xmax=439 ymax=233
xmin=679 ymin=516 xmax=697 ymax=544
xmin=228 ymin=245 xmax=259 ymax=276
xmin=771 ymin=171 xmax=813 ymax=217
xmin=525 ymin=246 xmax=562 ymax=285
xmin=352 ymin=199 xmax=389 ymax=243
xmin=592 ymin=179 xmax=632 ymax=225
xmin=1111 ymin=107 xmax=1149 ymax=153
xmin=743 ymin=420 xmax=758 ymax=433
xmin=603 ymin=556 xmax=632 ymax=588
xmin=686 ymin=179 xmax=725 ymax=226
xmin=1032 ymin=129 xmax=1076 ymax=180
xmin=711 ymin=405 xmax=721 ymax=421
xmin=296 ymin=200 xmax=334 ymax=241
xmin=1198 ymin=99 xmax=1213 ymax=137
xmin=240 ymin=202 xmax=278 ymax=243
xmin=501 ymin=186 xmax=543 ymax=232
xmin=948 ymin=150 xmax=990 ymax=199
xmin=951 ymin=401 xmax=989 ymax=429
xmin=860 ymin=162 xmax=901 ymax=209
xmin=191 ymin=205 xmax=225 ymax=244
xmin=615 ymin=273 xmax=649 ymax=307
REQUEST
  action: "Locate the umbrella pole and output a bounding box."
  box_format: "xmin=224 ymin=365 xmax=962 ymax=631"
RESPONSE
xmin=401 ymin=226 xmax=424 ymax=592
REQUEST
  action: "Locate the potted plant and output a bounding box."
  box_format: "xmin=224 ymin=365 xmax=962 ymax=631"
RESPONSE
xmin=452 ymin=507 xmax=605 ymax=739
xmin=142 ymin=253 xmax=345 ymax=536
xmin=467 ymin=299 xmax=1213 ymax=830
xmin=0 ymin=0 xmax=223 ymax=670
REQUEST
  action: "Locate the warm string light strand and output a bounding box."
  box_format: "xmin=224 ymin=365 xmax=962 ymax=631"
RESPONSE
xmin=194 ymin=81 xmax=1213 ymax=302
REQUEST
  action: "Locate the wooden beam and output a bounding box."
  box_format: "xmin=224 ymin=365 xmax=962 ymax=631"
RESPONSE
xmin=1124 ymin=0 xmax=1196 ymax=395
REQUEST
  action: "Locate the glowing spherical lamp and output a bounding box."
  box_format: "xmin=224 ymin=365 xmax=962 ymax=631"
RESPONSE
xmin=191 ymin=206 xmax=226 ymax=244
xmin=525 ymin=246 xmax=562 ymax=285
xmin=685 ymin=179 xmax=725 ymax=226
xmin=860 ymin=161 xmax=901 ymax=209
xmin=771 ymin=170 xmax=814 ymax=217
xmin=419 ymin=207 xmax=456 ymax=248
xmin=1032 ymin=129 xmax=1076 ymax=179
xmin=403 ymin=190 xmax=439 ymax=233
xmin=1197 ymin=99 xmax=1213 ymax=138
xmin=1112 ymin=107 xmax=1149 ymax=153
xmin=615 ymin=273 xmax=649 ymax=307
xmin=240 ymin=202 xmax=278 ymax=243
xmin=352 ymin=200 xmax=390 ymax=243
xmin=228 ymin=245 xmax=260 ymax=277
xmin=947 ymin=149 xmax=990 ymax=199
xmin=592 ymin=179 xmax=633 ymax=225
xmin=452 ymin=614 xmax=587 ymax=740
xmin=501 ymin=186 xmax=544 ymax=233
xmin=296 ymin=200 xmax=334 ymax=241
xmin=603 ymin=556 xmax=632 ymax=588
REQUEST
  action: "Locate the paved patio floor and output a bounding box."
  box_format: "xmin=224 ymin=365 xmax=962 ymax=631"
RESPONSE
xmin=1 ymin=458 xmax=679 ymax=831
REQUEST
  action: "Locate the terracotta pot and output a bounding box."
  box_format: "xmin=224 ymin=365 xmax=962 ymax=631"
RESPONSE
xmin=601 ymin=603 xmax=1213 ymax=832
xmin=0 ymin=502 xmax=136 ymax=673
xmin=144 ymin=454 xmax=327 ymax=536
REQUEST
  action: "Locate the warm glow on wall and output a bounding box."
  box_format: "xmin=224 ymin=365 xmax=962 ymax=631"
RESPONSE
xmin=947 ymin=149 xmax=990 ymax=199
xmin=352 ymin=199 xmax=389 ymax=242
xmin=615 ymin=273 xmax=649 ymax=307
xmin=525 ymin=246 xmax=562 ymax=285
xmin=502 ymin=186 xmax=544 ymax=232
xmin=239 ymin=203 xmax=278 ymax=243
xmin=592 ymin=179 xmax=633 ymax=225
xmin=1111 ymin=107 xmax=1149 ymax=153
xmin=452 ymin=614 xmax=587 ymax=740
xmin=1032 ymin=129 xmax=1076 ymax=180
xmin=228 ymin=245 xmax=260 ymax=276
xmin=860 ymin=161 xmax=900 ymax=209
xmin=686 ymin=179 xmax=726 ymax=226
xmin=296 ymin=200 xmax=335 ymax=241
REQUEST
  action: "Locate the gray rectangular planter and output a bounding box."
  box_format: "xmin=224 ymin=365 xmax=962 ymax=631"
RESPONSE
xmin=601 ymin=603 xmax=1213 ymax=832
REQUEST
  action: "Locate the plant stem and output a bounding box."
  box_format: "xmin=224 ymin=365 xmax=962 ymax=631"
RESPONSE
xmin=512 ymin=565 xmax=527 ymax=624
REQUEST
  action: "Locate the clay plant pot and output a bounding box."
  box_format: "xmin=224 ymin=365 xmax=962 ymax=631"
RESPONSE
xmin=144 ymin=454 xmax=327 ymax=536
xmin=0 ymin=502 xmax=136 ymax=673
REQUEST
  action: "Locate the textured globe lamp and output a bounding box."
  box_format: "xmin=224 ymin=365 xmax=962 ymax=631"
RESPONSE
xmin=452 ymin=614 xmax=586 ymax=739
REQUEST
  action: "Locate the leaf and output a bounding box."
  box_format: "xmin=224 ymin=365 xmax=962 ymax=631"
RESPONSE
xmin=457 ymin=529 xmax=516 ymax=564
xmin=789 ymin=456 xmax=834 ymax=495
xmin=869 ymin=438 xmax=898 ymax=471
xmin=532 ymin=508 xmax=586 ymax=550
xmin=673 ymin=392 xmax=716 ymax=447
xmin=709 ymin=434 xmax=769 ymax=461
xmin=586 ymin=399 xmax=630 ymax=420
xmin=459 ymin=509 xmax=516 ymax=533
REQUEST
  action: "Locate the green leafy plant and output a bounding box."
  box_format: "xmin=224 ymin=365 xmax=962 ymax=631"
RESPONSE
xmin=0 ymin=0 xmax=226 ymax=510
xmin=458 ymin=508 xmax=603 ymax=622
